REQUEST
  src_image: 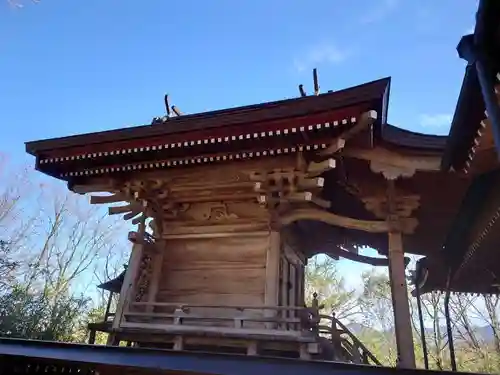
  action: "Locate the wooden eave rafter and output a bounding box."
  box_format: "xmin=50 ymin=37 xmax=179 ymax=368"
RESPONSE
xmin=82 ymin=178 xmax=168 ymax=228
xmin=34 ymin=104 xmax=377 ymax=180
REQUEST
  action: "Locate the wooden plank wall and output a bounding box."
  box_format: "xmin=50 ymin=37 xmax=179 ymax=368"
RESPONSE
xmin=156 ymin=234 xmax=269 ymax=312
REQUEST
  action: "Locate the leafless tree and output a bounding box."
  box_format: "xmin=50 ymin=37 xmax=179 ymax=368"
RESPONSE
xmin=0 ymin=157 xmax=128 ymax=298
xmin=419 ymin=292 xmax=447 ymax=370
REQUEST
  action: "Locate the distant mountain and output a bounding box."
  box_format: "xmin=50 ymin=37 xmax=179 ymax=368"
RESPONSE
xmin=421 ymin=325 xmax=495 ymax=343
xmin=345 ymin=322 xmax=382 ymax=337
xmin=344 ymin=323 xmax=496 ymax=344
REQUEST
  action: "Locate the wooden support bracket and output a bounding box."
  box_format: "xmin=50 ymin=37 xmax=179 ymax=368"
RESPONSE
xmin=108 ymin=203 xmax=142 ymax=216
xmin=320 ymin=110 xmax=378 ymax=156
xmin=307 ymin=159 xmax=336 ymax=177
xmin=90 ymin=193 xmax=127 ymax=204
xmin=280 ymin=208 xmax=417 ymax=234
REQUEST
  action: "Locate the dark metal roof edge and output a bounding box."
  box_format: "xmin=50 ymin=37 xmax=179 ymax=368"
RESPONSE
xmin=0 ymin=338 xmax=479 ymax=375
xmin=441 ymin=65 xmax=481 ymax=171
xmin=384 ymin=125 xmax=448 ymax=140
xmin=441 ymin=0 xmax=500 ymax=171
xmin=475 ymin=0 xmax=500 ymax=50
xmin=25 ymin=77 xmax=391 ymax=156
xmin=381 ymin=124 xmax=448 ymax=152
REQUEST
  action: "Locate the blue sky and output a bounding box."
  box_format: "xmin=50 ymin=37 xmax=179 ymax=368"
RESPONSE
xmin=0 ymin=0 xmax=478 ymax=289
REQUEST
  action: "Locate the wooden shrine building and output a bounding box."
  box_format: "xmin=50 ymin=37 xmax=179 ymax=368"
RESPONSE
xmin=5 ymin=1 xmax=498 ymax=374
xmin=25 ymin=74 xmax=470 ymax=370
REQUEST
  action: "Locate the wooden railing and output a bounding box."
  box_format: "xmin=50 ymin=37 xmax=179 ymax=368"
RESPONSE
xmin=119 ymin=296 xmax=380 ymax=362
xmin=121 ymin=302 xmax=314 ymax=339
xmin=318 ymin=313 xmax=381 ymax=366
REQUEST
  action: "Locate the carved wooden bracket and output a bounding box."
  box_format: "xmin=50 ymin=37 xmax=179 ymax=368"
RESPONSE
xmin=362 ymin=195 xmax=420 ymax=219
xmin=86 ymin=178 xmax=167 ymax=230
xmin=279 ymin=208 xmax=417 ymax=234
xmin=370 ymin=161 xmax=416 ymax=180
xmin=319 ymin=110 xmax=378 ymax=157
xmin=251 ymin=161 xmax=335 ymax=211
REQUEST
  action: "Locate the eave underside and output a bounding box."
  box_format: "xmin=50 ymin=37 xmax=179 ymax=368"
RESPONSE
xmin=417 ymin=169 xmax=500 ymax=295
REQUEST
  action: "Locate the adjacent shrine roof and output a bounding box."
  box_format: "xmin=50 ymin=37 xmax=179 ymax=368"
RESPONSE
xmin=441 ymin=0 xmax=500 ymax=174
xmin=98 ymin=268 xmax=126 ymax=294
xmin=415 ymin=0 xmax=500 ymax=295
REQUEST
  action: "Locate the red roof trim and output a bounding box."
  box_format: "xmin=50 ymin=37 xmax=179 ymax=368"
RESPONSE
xmin=25 ymin=77 xmax=390 ymax=155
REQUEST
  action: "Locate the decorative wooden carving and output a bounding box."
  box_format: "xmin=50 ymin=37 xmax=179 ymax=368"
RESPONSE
xmin=362 ymin=195 xmax=420 ymax=219
xmin=183 ymin=202 xmax=239 ymax=222
xmin=133 ymin=236 xmax=158 ymax=303
xmin=370 ymin=161 xmax=416 ymax=180
xmin=134 ymin=250 xmax=153 ymax=302
xmin=279 ymin=208 xmax=418 ymax=234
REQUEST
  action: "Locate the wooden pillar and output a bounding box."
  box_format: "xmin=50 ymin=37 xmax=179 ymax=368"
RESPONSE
xmin=88 ymin=329 xmax=96 ymax=345
xmin=387 ymin=180 xmax=416 ymax=369
xmin=298 ymin=263 xmax=305 ymax=306
xmin=104 ymin=291 xmax=113 ymax=321
xmin=112 ymin=218 xmax=146 ymax=331
xmin=145 ymin=241 xmax=165 ymax=313
xmin=289 ymin=263 xmax=297 ymax=308
xmin=265 ymin=231 xmax=281 ymax=306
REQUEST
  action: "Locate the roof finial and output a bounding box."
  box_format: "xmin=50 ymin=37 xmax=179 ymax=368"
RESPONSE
xmin=313 ymin=68 xmax=320 ymax=96
xmin=164 ymin=94 xmax=171 ymax=117
xmin=152 ymin=93 xmax=183 ymax=125
xmin=298 ymin=84 xmax=307 ymax=97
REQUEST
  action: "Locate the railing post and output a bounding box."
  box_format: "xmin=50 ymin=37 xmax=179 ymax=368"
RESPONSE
xmin=352 ymin=341 xmax=361 ymax=363
xmin=311 ymin=293 xmax=320 ymax=336
xmin=330 ymin=312 xmax=342 ymax=354
xmin=88 ymin=329 xmax=96 ymax=345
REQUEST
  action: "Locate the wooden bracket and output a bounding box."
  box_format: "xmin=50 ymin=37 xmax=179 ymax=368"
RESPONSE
xmin=253 ymin=167 xmax=331 ymax=211
xmin=307 ymin=159 xmax=336 ymax=177
xmin=280 ymin=208 xmax=417 ymax=234
xmin=90 ymin=193 xmax=127 ymax=204
xmin=320 ymin=110 xmax=378 ymax=157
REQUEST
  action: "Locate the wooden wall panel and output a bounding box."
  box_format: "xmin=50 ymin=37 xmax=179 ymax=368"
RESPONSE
xmin=281 ymin=242 xmax=305 ymax=308
xmin=157 ymin=235 xmax=268 ymax=308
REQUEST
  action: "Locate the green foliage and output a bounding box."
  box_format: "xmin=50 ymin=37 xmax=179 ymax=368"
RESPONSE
xmin=0 ymin=284 xmax=90 ymax=342
xmin=305 ymin=256 xmax=358 ymax=320
xmin=0 ymin=240 xmax=19 ymax=292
